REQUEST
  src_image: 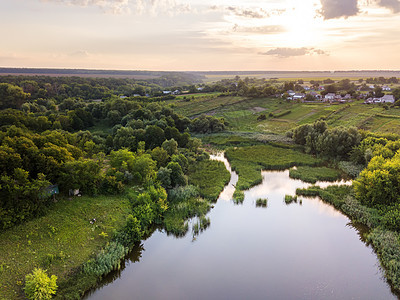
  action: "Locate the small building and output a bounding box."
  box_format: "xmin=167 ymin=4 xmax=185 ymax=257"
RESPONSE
xmin=287 ymin=90 xmax=295 ymax=96
xmin=324 ymin=93 xmax=336 ymax=101
xmin=119 ymin=95 xmax=127 ymax=99
xmin=293 ymin=93 xmax=305 ymax=100
xmin=382 ymin=85 xmax=392 ymax=91
xmin=381 ymin=94 xmax=395 ymax=103
xmin=163 ymin=91 xmax=172 ymax=94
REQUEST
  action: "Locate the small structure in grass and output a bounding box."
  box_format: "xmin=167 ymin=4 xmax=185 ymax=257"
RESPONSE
xmin=256 ymin=198 xmax=268 ymax=207
xmin=284 ymin=195 xmax=298 ymax=204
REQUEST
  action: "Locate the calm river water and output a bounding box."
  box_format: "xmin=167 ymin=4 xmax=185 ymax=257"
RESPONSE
xmin=86 ymin=153 xmax=396 ymax=300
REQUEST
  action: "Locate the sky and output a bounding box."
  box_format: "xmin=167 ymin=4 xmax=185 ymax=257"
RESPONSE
xmin=1 ymin=0 xmax=400 ymax=71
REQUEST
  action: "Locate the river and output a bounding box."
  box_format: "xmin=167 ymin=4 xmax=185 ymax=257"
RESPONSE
xmin=86 ymin=153 xmax=396 ymax=299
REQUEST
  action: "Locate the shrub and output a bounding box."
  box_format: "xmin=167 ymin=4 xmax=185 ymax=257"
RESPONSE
xmin=24 ymin=268 xmax=57 ymax=300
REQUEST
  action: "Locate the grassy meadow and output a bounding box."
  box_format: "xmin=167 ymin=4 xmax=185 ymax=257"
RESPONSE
xmin=0 ymin=195 xmax=132 ymax=299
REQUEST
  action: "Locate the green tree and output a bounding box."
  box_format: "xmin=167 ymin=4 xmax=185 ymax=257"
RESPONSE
xmin=162 ymin=138 xmax=178 ymax=156
xmin=0 ymin=83 xmax=30 ymax=109
xmin=24 ymin=268 xmax=57 ymax=300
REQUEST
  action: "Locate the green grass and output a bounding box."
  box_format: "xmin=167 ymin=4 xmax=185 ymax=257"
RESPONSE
xmin=188 ymin=160 xmax=231 ymax=200
xmin=225 ymin=144 xmax=321 ymax=191
xmin=0 ymin=195 xmax=131 ymax=299
xmin=289 ymin=166 xmax=342 ymax=183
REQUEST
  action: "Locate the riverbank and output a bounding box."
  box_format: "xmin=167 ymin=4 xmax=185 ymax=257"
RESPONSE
xmin=0 ymin=158 xmax=230 ymax=299
xmin=0 ymin=195 xmax=132 ymax=299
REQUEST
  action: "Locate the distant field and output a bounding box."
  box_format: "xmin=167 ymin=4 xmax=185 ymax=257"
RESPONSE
xmin=171 ymin=95 xmax=400 ymax=135
xmin=0 ymin=72 xmax=159 ymax=79
xmin=198 ymin=71 xmax=400 ymax=82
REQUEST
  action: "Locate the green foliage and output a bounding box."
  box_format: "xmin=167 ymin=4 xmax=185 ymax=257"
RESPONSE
xmin=83 ymin=242 xmax=128 ymax=277
xmin=366 ymin=229 xmax=400 ymax=292
xmin=188 ymin=160 xmax=230 ymax=200
xmin=354 ymin=154 xmax=400 ymax=207
xmin=0 ymin=83 xmax=30 ymax=109
xmin=289 ymin=166 xmax=341 ymax=183
xmin=255 ymin=198 xmax=268 ymax=207
xmin=290 ymin=120 xmax=361 ymax=159
xmin=24 ymin=268 xmax=57 ymax=300
xmin=284 ymin=195 xmax=297 ymax=204
xmin=382 ymin=208 xmax=400 ymax=231
xmin=338 ymin=161 xmax=364 ymax=178
xmin=164 ymin=185 xmax=210 ymax=236
xmin=190 ymin=115 xmax=226 ymax=133
xmin=233 ymin=190 xmax=245 ymax=204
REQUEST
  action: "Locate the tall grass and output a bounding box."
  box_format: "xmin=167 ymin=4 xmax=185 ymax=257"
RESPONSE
xmin=289 ymin=166 xmax=341 ymax=183
xmin=164 ymin=186 xmax=211 ymax=236
xmin=188 ymin=160 xmax=230 ymax=201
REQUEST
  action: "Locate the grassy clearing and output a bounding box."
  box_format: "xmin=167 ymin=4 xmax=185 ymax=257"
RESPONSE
xmin=289 ymin=166 xmax=342 ymax=183
xmin=0 ymin=195 xmax=131 ymax=300
xmin=225 ymin=144 xmax=321 ymax=190
xmin=188 ymin=160 xmax=231 ymax=201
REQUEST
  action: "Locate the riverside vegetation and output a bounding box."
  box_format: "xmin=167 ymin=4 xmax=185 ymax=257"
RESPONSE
xmin=1 ymin=74 xmax=400 ymax=298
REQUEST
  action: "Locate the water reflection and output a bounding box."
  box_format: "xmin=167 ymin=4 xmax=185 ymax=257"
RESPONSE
xmin=209 ymin=153 xmax=238 ymax=201
xmin=86 ymin=153 xmax=396 ymax=300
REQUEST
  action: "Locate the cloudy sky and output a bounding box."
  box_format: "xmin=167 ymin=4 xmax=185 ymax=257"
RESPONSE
xmin=1 ymin=0 xmax=400 ymax=71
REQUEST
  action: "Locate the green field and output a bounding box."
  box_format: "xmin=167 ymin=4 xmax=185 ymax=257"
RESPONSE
xmin=170 ymin=96 xmax=400 ymax=135
xmin=0 ymin=195 xmax=132 ymax=299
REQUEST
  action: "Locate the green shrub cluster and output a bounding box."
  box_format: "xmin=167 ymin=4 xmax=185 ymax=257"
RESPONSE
xmin=83 ymin=242 xmax=128 ymax=277
xmin=24 ymin=268 xmax=57 ymax=300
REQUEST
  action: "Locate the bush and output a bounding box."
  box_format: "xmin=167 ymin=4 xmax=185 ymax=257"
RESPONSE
xmin=24 ymin=268 xmax=57 ymax=300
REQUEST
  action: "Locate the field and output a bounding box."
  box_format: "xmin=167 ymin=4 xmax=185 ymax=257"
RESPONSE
xmin=0 ymin=195 xmax=131 ymax=299
xmin=170 ymin=95 xmax=400 ymax=135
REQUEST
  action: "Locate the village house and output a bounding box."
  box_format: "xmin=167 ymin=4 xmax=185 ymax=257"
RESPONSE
xmin=324 ymin=93 xmax=336 ymax=101
xmin=382 ymin=85 xmax=392 ymax=91
xmin=293 ymin=93 xmax=305 ymax=100
xmin=381 ymin=94 xmax=395 ymax=103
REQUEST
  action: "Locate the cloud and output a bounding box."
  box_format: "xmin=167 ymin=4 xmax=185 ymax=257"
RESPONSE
xmin=319 ymin=0 xmax=359 ymax=19
xmin=232 ymin=25 xmax=285 ymax=34
xmin=41 ymin=0 xmax=191 ymax=15
xmin=259 ymin=47 xmax=327 ymax=58
xmin=377 ymin=0 xmax=400 ymax=12
xmin=210 ymin=5 xmax=270 ymax=19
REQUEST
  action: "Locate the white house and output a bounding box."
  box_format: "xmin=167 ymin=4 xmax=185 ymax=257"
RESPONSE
xmin=381 ymin=94 xmax=395 ymax=103
xmin=382 ymin=85 xmax=392 ymax=91
xmin=324 ymin=93 xmax=336 ymax=101
xmin=287 ymin=90 xmax=296 ymax=96
xmin=293 ymin=93 xmax=305 ymax=100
